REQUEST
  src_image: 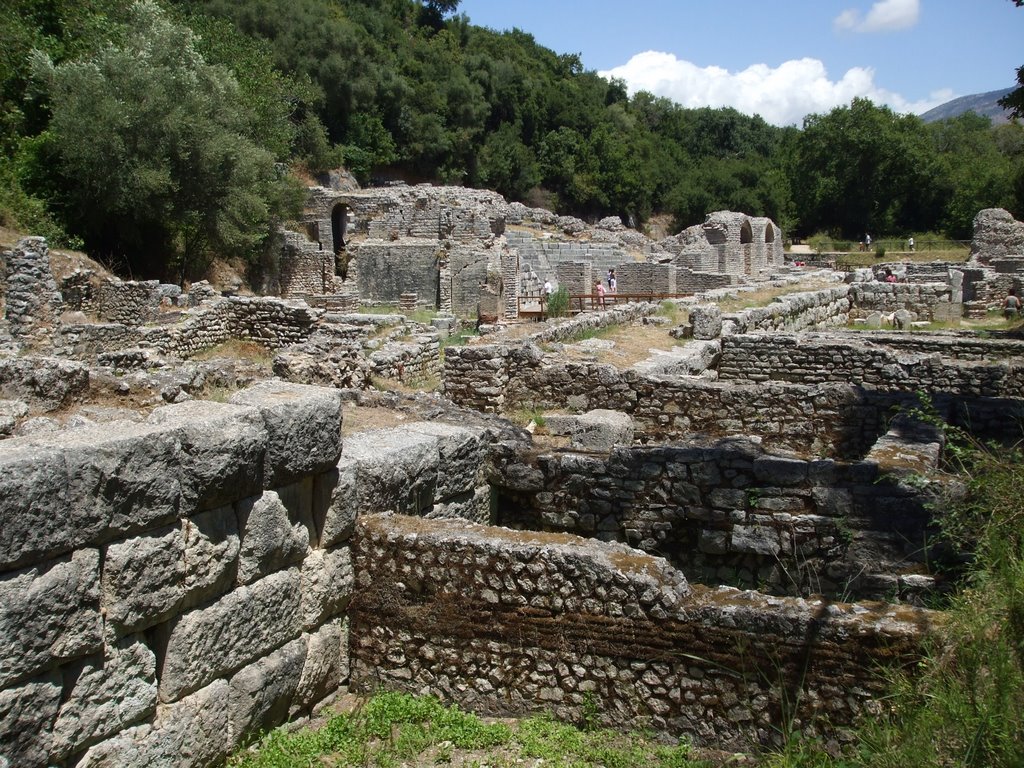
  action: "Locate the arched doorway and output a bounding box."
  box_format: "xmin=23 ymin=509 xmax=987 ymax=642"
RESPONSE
xmin=331 ymin=203 xmax=349 ymax=281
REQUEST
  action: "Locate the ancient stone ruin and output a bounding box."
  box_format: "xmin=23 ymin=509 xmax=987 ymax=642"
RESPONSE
xmin=1 ymin=195 xmax=1023 ymax=767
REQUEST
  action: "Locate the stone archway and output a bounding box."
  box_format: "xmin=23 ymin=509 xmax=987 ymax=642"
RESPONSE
xmin=331 ymin=203 xmax=349 ymax=281
xmin=740 ymin=220 xmax=753 ymax=244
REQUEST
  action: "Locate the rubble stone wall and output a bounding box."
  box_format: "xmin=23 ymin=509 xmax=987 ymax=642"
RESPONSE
xmin=718 ymin=333 xmax=1024 ymax=398
xmin=725 ymin=287 xmax=850 ymax=333
xmin=139 ymin=297 xmax=321 ymax=358
xmin=280 ymin=231 xmax=335 ymax=298
xmin=350 ymin=514 xmax=934 ymax=752
xmin=492 ymin=439 xmax=935 ymax=601
xmin=368 ymin=334 xmax=442 ymax=384
xmin=3 ymin=237 xmax=63 ymax=346
xmin=97 ymin=280 xmax=160 ymax=326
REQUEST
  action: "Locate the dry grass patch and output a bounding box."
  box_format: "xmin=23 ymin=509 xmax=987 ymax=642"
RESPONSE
xmin=556 ymin=323 xmax=683 ymax=368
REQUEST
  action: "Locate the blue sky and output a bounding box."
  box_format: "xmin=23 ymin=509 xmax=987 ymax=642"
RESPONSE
xmin=456 ymin=0 xmax=1024 ymax=125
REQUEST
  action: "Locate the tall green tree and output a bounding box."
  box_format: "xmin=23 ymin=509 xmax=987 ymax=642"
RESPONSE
xmin=793 ymin=98 xmax=935 ymax=239
xmin=29 ymin=0 xmax=299 ymax=280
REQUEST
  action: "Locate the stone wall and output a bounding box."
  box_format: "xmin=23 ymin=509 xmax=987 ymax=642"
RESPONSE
xmin=350 ymin=513 xmax=934 ymax=751
xmin=0 ymin=385 xmax=494 ymax=768
xmin=676 ymin=267 xmax=737 ymax=293
xmin=96 ymin=280 xmax=161 ymax=326
xmin=718 ymin=333 xmax=1024 ymax=398
xmin=353 ymin=241 xmax=439 ymax=306
xmin=367 ymin=334 xmax=442 ymax=384
xmin=0 ymin=383 xmax=348 ymax=767
xmin=505 ymin=229 xmax=632 ymax=287
xmin=491 ymin=434 xmax=939 ymax=601
xmin=725 ymin=287 xmax=850 ymax=333
xmin=615 ymin=262 xmax=676 ymax=295
xmin=848 ymin=282 xmax=959 ymax=321
xmin=554 ymin=261 xmax=592 ymax=297
xmin=3 ymin=237 xmax=63 ymax=347
xmin=280 ymin=231 xmax=336 ymax=299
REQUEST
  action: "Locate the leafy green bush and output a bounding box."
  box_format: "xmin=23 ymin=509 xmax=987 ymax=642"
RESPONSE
xmin=874 ymin=245 xmax=886 ymax=259
xmin=547 ymin=286 xmax=570 ymax=318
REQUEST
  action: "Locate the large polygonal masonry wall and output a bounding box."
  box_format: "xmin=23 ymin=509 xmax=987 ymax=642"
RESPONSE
xmin=350 ymin=513 xmax=935 ymax=752
xmin=0 ymin=384 xmax=492 ymax=768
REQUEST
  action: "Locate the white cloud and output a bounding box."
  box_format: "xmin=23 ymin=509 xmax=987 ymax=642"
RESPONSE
xmin=834 ymin=0 xmax=920 ymax=33
xmin=599 ymin=51 xmax=951 ymax=127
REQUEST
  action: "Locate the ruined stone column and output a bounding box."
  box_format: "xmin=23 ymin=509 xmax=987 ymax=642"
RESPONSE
xmin=3 ymin=236 xmax=63 ymax=348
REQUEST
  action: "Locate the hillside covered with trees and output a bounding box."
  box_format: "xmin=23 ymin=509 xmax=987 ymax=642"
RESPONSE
xmin=2 ymin=0 xmax=1023 ymax=281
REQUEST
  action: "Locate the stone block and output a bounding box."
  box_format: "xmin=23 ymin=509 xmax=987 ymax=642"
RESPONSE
xmin=160 ymin=568 xmax=303 ymax=702
xmin=301 ymin=545 xmax=354 ymax=630
xmin=147 ymin=401 xmax=266 ymax=514
xmin=228 ymin=637 xmax=307 ymax=741
xmin=182 ymin=505 xmax=240 ymax=607
xmin=276 ymin=476 xmax=318 ymax=548
xmin=315 ymin=460 xmax=358 ymax=549
xmin=51 ymin=638 xmax=157 ymax=761
xmin=545 ymin=410 xmax=634 ymax=452
xmin=731 ymin=525 xmax=781 ymax=556
xmin=0 ymin=672 xmax=61 ymax=768
xmin=102 ymin=526 xmax=185 ymax=635
xmin=405 ymin=422 xmax=486 ymax=500
xmin=292 ymin=619 xmax=348 ymax=716
xmin=0 ymin=441 xmax=107 ymax=571
xmin=0 ymin=549 xmax=102 ymax=689
xmin=752 ymin=456 xmax=808 ymax=485
xmin=343 ymin=429 xmax=439 ymax=515
xmin=229 ymin=381 xmax=343 ymax=488
xmin=236 ymin=491 xmax=309 ymax=586
xmin=690 ymin=305 xmax=723 ymax=340
xmin=78 ymin=679 xmax=231 ymax=768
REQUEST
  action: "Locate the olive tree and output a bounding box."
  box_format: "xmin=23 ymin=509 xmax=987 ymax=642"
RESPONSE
xmin=30 ymin=0 xmax=297 ymax=281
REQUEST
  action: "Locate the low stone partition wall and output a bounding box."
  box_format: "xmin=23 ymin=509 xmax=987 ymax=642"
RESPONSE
xmin=140 ymin=297 xmax=322 ymax=358
xmin=60 ymin=322 xmax=142 ymax=360
xmin=368 ymin=333 xmax=442 ymax=384
xmin=0 ymin=383 xmax=495 ymax=768
xmin=492 ymin=436 xmax=939 ymax=601
xmin=527 ymin=300 xmax=662 ymax=344
xmin=848 ymin=282 xmax=958 ymax=321
xmin=725 ymin=287 xmax=850 ymax=334
xmin=718 ymin=332 xmax=1024 ymax=398
xmin=350 ymin=514 xmax=935 ymax=751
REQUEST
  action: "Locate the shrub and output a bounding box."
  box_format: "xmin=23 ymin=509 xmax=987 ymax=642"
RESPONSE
xmin=875 ymin=245 xmax=886 ymax=259
xmin=547 ymin=287 xmax=569 ymax=318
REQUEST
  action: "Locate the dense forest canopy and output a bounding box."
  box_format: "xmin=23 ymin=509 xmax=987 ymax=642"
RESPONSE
xmin=1 ymin=0 xmax=1023 ymax=280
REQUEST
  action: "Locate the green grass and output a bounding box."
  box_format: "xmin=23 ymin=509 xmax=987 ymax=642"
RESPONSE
xmin=229 ymin=692 xmax=704 ymax=768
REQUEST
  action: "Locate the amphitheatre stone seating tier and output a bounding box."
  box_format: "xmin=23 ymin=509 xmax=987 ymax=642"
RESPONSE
xmin=351 ymin=513 xmax=933 ymax=751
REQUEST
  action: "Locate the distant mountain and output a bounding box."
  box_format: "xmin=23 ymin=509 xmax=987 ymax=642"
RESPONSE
xmin=920 ymin=87 xmax=1015 ymax=124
